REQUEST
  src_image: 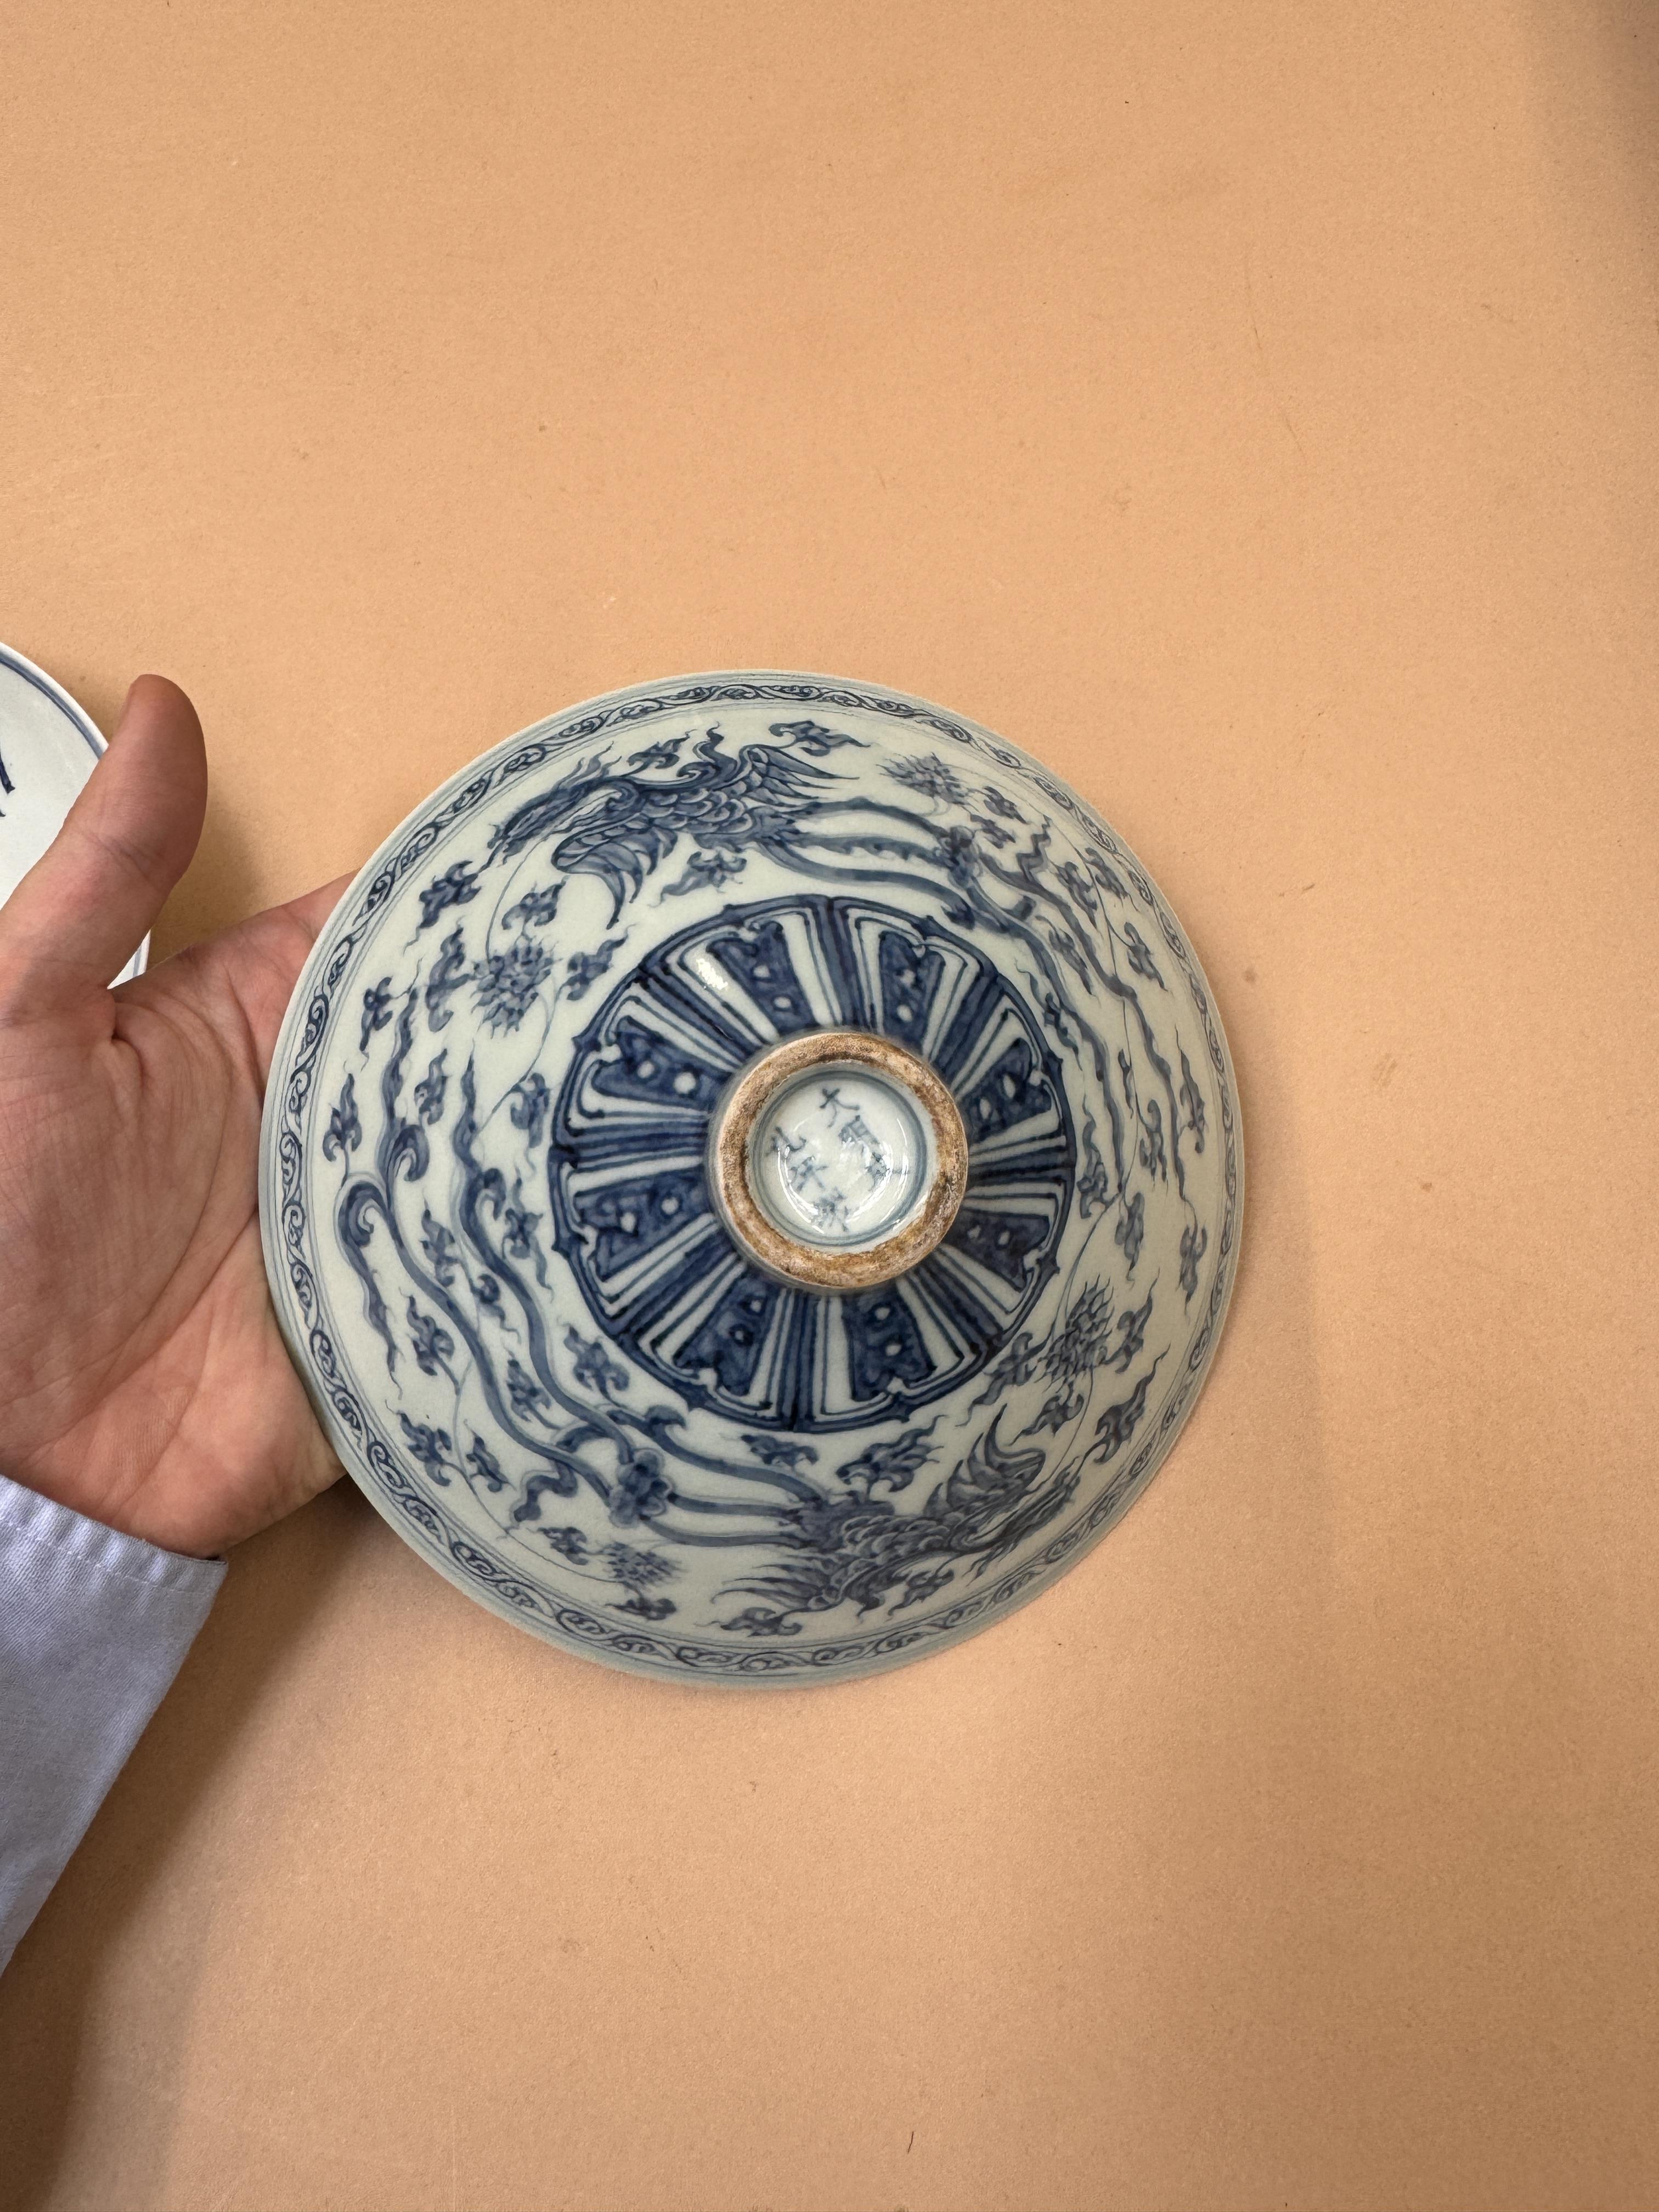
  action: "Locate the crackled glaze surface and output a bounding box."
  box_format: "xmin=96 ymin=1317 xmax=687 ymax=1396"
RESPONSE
xmin=260 ymin=674 xmax=1240 ymax=1680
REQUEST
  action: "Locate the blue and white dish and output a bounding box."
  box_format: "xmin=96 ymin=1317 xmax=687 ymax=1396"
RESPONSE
xmin=0 ymin=643 xmax=146 ymax=985
xmin=259 ymin=674 xmax=1242 ymax=1682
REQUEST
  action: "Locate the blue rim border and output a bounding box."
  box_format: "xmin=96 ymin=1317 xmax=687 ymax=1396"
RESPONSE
xmin=258 ymin=672 xmax=1244 ymax=1686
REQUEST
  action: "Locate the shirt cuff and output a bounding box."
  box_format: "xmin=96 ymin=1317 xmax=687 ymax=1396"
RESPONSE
xmin=0 ymin=1472 xmax=225 ymax=1974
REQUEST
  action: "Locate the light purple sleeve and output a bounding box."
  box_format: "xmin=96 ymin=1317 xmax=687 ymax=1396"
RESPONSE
xmin=0 ymin=1471 xmax=224 ymax=1974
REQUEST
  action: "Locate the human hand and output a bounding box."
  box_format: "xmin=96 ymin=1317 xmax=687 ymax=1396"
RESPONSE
xmin=0 ymin=676 xmax=347 ymax=1556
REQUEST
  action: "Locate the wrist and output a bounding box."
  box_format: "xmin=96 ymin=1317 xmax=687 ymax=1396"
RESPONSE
xmin=0 ymin=1457 xmax=230 ymax=1563
xmin=0 ymin=1468 xmax=230 ymax=1580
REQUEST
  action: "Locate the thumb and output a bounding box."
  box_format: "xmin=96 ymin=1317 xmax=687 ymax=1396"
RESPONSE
xmin=0 ymin=675 xmax=207 ymax=1022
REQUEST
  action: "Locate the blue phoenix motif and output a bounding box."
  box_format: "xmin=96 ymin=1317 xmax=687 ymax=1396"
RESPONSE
xmin=268 ymin=680 xmax=1239 ymax=1678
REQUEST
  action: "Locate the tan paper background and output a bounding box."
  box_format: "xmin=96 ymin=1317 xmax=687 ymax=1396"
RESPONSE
xmin=2 ymin=3 xmax=1657 ymax=2207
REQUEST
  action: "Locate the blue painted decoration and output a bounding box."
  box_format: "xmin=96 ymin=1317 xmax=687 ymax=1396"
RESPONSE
xmin=259 ymin=675 xmax=1241 ymax=1681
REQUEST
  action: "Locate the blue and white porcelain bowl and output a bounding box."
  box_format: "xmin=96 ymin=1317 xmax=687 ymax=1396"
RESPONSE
xmin=260 ymin=674 xmax=1242 ymax=1682
xmin=0 ymin=642 xmax=146 ymax=984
